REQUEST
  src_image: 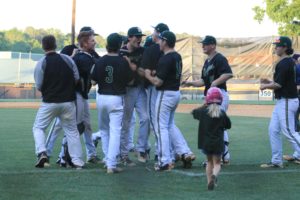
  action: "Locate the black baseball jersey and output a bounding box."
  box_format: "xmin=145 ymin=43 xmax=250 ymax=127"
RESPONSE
xmin=91 ymin=55 xmax=133 ymax=95
xmin=119 ymin=46 xmax=144 ymax=87
xmin=156 ymin=52 xmax=182 ymax=91
xmin=141 ymin=43 xmax=162 ymax=70
xmin=73 ymin=51 xmax=96 ymax=99
xmin=201 ymin=53 xmax=232 ymax=95
xmin=61 ymin=44 xmax=100 ymax=59
xmin=273 ymin=57 xmax=298 ymax=99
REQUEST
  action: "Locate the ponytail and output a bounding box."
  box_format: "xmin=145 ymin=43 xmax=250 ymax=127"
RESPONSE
xmin=207 ymin=103 xmax=222 ymax=118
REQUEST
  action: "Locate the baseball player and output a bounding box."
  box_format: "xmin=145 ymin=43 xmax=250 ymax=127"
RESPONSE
xmin=260 ymin=36 xmax=300 ymax=168
xmin=33 ymin=35 xmax=84 ymax=169
xmin=182 ymin=35 xmax=233 ymax=164
xmin=46 ymin=31 xmax=100 ymax=165
xmin=91 ymin=33 xmax=134 ymax=173
xmin=119 ymin=27 xmax=150 ymax=165
xmin=144 ymin=31 xmax=195 ymax=171
xmin=140 ymin=23 xmax=170 ymax=160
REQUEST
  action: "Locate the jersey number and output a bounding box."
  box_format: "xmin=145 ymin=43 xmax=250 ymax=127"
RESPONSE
xmin=105 ymin=66 xmax=113 ymax=84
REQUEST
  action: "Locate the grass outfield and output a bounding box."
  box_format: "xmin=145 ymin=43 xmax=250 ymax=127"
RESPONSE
xmin=0 ymin=108 xmax=300 ymax=200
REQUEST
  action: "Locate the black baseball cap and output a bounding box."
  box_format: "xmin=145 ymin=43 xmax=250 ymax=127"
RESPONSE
xmin=127 ymin=27 xmax=146 ymax=37
xmin=152 ymin=23 xmax=169 ymax=33
xmin=292 ymin=54 xmax=300 ymax=61
xmin=159 ymin=31 xmax=176 ymax=46
xmin=107 ymin=33 xmax=123 ymax=49
xmin=273 ymin=36 xmax=292 ymax=48
xmin=199 ymin=35 xmax=217 ymax=45
xmin=79 ymin=26 xmax=99 ymax=35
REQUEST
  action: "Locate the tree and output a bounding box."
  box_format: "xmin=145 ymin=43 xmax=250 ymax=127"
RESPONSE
xmin=253 ymin=0 xmax=300 ymax=35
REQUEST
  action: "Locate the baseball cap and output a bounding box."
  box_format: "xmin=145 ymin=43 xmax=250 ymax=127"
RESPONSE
xmin=152 ymin=23 xmax=169 ymax=33
xmin=199 ymin=35 xmax=217 ymax=45
xmin=205 ymin=87 xmax=223 ymax=105
xmin=107 ymin=33 xmax=123 ymax=49
xmin=79 ymin=26 xmax=99 ymax=35
xmin=273 ymin=36 xmax=292 ymax=48
xmin=159 ymin=31 xmax=176 ymax=45
xmin=127 ymin=27 xmax=146 ymax=37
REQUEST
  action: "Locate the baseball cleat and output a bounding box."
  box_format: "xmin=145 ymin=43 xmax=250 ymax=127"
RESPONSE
xmin=260 ymin=162 xmax=283 ymax=168
xmin=222 ymin=160 xmax=230 ymax=165
xmin=283 ymin=155 xmax=296 ymax=162
xmin=154 ymin=163 xmax=172 ymax=172
xmin=137 ymin=152 xmax=147 ymax=163
xmin=107 ymin=167 xmax=123 ymax=174
xmin=182 ymin=153 xmax=195 ymax=169
xmin=35 ymin=152 xmax=49 ymax=168
xmin=87 ymin=156 xmax=102 ymax=164
xmin=121 ymin=156 xmax=136 ymax=167
xmin=294 ymin=159 xmax=300 ymax=165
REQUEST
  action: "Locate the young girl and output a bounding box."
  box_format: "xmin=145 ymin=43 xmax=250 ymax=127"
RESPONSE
xmin=192 ymin=87 xmax=231 ymax=190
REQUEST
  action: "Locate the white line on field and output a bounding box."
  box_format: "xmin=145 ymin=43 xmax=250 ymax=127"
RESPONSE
xmin=0 ymin=168 xmax=300 ymax=176
xmin=171 ymin=169 xmax=300 ymax=177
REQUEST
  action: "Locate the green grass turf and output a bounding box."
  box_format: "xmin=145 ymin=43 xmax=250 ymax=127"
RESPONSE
xmin=0 ymin=108 xmax=300 ymax=200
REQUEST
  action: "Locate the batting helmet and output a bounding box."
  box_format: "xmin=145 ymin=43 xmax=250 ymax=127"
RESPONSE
xmin=205 ymin=87 xmax=223 ymax=105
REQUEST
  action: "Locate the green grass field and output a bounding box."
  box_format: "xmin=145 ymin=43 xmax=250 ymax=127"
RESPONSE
xmin=0 ymin=108 xmax=299 ymax=200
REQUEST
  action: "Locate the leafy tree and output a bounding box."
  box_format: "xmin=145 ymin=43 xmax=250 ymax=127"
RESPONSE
xmin=11 ymin=41 xmax=31 ymax=52
xmin=253 ymin=0 xmax=300 ymax=35
xmin=0 ymin=32 xmax=11 ymax=50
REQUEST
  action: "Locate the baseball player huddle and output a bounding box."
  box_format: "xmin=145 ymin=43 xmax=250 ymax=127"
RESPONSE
xmin=32 ymin=23 xmax=300 ymax=189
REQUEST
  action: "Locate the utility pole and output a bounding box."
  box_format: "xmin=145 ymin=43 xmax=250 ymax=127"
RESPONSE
xmin=71 ymin=0 xmax=76 ymax=44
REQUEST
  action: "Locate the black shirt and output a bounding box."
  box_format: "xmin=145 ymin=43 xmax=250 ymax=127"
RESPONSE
xmin=201 ymin=53 xmax=232 ymax=95
xmin=273 ymin=57 xmax=298 ymax=99
xmin=141 ymin=43 xmax=162 ymax=71
xmin=40 ymin=52 xmax=77 ymax=103
xmin=119 ymin=46 xmax=144 ymax=87
xmin=73 ymin=51 xmax=96 ymax=99
xmin=156 ymin=52 xmax=182 ymax=91
xmin=91 ymin=55 xmax=133 ymax=95
xmin=61 ymin=44 xmax=100 ymax=59
xmin=192 ymin=106 xmax=231 ymax=154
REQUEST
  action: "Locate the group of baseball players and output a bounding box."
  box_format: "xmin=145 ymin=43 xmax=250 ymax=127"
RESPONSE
xmin=32 ymin=21 xmax=300 ymax=188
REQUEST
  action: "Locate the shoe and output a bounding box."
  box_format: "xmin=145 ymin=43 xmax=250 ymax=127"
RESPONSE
xmin=154 ymin=163 xmax=172 ymax=172
xmin=35 ymin=152 xmax=49 ymax=168
xmin=154 ymin=155 xmax=158 ymax=161
xmin=260 ymin=162 xmax=283 ymax=168
xmin=295 ymin=159 xmax=300 ymax=165
xmin=182 ymin=153 xmax=194 ymax=169
xmin=121 ymin=156 xmax=136 ymax=167
xmin=174 ymin=154 xmax=181 ymax=162
xmin=107 ymin=167 xmax=123 ymax=174
xmin=56 ymin=157 xmax=61 ymax=164
xmin=137 ymin=152 xmax=147 ymax=163
xmin=129 ymin=148 xmax=136 ymax=153
xmin=145 ymin=149 xmax=151 ymax=160
xmin=283 ymin=155 xmax=295 ymax=162
xmin=208 ymin=175 xmax=217 ymax=191
xmin=73 ymin=165 xmax=84 ymax=170
xmin=222 ymin=160 xmax=230 ymax=165
xmin=87 ymin=156 xmax=101 ymax=164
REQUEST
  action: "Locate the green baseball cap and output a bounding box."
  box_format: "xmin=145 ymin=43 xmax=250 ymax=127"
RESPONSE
xmin=159 ymin=31 xmax=176 ymax=46
xmin=273 ymin=36 xmax=292 ymax=48
xmin=152 ymin=23 xmax=169 ymax=33
xmin=127 ymin=27 xmax=146 ymax=37
xmin=107 ymin=33 xmax=123 ymax=49
xmin=199 ymin=35 xmax=217 ymax=45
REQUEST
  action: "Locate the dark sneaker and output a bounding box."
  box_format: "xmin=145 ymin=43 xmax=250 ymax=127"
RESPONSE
xmin=154 ymin=163 xmax=172 ymax=172
xmin=121 ymin=156 xmax=136 ymax=167
xmin=145 ymin=149 xmax=151 ymax=160
xmin=35 ymin=152 xmax=49 ymax=168
xmin=87 ymin=156 xmax=101 ymax=164
xmin=137 ymin=152 xmax=147 ymax=163
xmin=208 ymin=175 xmax=217 ymax=191
xmin=93 ymin=139 xmax=98 ymax=148
xmin=260 ymin=162 xmax=283 ymax=168
xmin=182 ymin=154 xmax=194 ymax=169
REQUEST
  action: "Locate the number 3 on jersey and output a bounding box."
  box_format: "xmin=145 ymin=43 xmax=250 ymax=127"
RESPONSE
xmin=105 ymin=66 xmax=113 ymax=83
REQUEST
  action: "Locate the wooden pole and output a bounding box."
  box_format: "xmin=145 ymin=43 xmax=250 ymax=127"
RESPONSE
xmin=71 ymin=0 xmax=76 ymax=44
